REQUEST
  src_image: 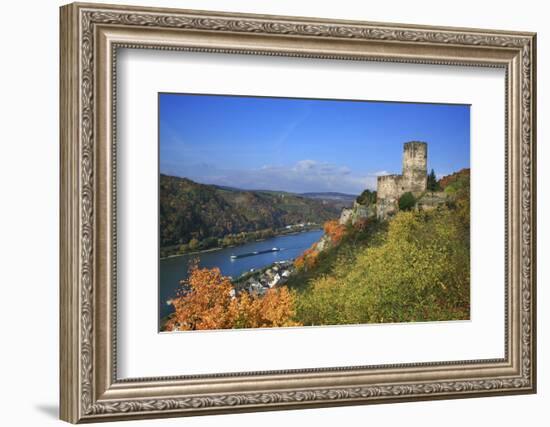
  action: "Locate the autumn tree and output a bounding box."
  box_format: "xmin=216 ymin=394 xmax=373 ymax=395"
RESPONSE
xmin=165 ymin=264 xmax=237 ymax=331
xmin=233 ymin=287 xmax=301 ymax=329
xmin=294 ymin=246 xmax=320 ymax=270
xmin=323 ymin=220 xmax=346 ymax=245
xmin=165 ymin=264 xmax=301 ymax=331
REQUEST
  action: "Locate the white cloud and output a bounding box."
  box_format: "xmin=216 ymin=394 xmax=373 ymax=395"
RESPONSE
xmin=178 ymin=160 xmax=381 ymax=194
xmin=294 ymin=159 xmax=318 ymax=171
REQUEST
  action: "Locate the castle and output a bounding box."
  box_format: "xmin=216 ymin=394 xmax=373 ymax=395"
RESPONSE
xmin=376 ymin=141 xmax=427 ymax=219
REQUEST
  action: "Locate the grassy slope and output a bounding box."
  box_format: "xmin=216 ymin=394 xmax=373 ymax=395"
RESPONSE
xmin=286 ymin=220 xmax=388 ymax=292
xmin=287 ymin=184 xmax=470 ymax=326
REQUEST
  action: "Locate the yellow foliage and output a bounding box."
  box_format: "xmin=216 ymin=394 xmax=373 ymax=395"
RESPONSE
xmin=296 ymin=206 xmax=470 ymax=326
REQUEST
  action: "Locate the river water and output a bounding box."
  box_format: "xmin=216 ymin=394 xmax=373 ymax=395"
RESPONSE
xmin=159 ymin=229 xmax=323 ymax=319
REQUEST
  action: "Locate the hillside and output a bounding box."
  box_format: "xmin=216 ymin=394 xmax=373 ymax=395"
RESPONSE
xmin=439 ymin=168 xmax=470 ymax=190
xmin=286 ymin=170 xmax=471 ymax=325
xmin=160 ymin=174 xmax=341 ymax=251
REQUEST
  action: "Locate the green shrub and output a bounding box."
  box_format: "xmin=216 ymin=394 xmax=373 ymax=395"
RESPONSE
xmin=398 ymin=192 xmax=416 ymax=211
xmin=356 ymin=189 xmax=377 ymax=206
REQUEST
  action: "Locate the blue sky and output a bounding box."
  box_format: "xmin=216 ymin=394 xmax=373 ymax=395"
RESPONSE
xmin=159 ymin=93 xmax=470 ymax=195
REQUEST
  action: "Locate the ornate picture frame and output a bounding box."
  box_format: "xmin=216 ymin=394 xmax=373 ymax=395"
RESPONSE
xmin=60 ymin=2 xmax=536 ymax=423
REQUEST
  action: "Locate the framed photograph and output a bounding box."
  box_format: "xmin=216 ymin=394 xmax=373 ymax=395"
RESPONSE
xmin=60 ymin=2 xmax=537 ymax=423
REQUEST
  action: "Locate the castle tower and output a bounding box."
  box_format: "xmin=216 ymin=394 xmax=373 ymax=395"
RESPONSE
xmin=376 ymin=141 xmax=428 ymax=220
xmin=401 ymin=141 xmax=427 ymax=194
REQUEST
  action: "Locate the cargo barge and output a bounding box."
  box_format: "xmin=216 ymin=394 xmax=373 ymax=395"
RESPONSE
xmin=230 ymin=247 xmax=279 ymax=260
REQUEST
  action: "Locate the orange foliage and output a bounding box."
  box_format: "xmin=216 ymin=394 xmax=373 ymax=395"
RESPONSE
xmin=323 ymin=219 xmax=346 ymax=245
xmin=293 ymin=252 xmax=306 ymax=270
xmin=165 ymin=264 xmax=236 ymax=331
xmin=233 ymin=287 xmax=301 ymax=329
xmin=294 ymin=220 xmax=347 ymax=271
xmin=165 ymin=264 xmax=301 ymax=331
xmin=304 ymin=248 xmax=319 ymax=268
xmin=294 ymin=246 xmax=319 ymax=270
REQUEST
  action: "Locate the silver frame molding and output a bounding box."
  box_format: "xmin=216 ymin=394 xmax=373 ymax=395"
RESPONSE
xmin=60 ymin=2 xmax=537 ymax=423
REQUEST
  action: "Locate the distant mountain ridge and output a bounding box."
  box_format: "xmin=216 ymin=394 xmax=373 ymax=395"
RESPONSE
xmin=300 ymin=192 xmax=358 ymax=202
xmin=212 ymin=185 xmax=358 ymax=202
xmin=160 ymin=174 xmax=343 ymax=248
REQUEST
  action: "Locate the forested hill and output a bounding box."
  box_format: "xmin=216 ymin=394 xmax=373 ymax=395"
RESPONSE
xmin=160 ymin=174 xmax=342 ymax=249
xmin=438 ymin=168 xmax=470 ymax=190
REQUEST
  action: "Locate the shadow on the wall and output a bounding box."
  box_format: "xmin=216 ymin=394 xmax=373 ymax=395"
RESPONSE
xmin=35 ymin=404 xmax=58 ymax=419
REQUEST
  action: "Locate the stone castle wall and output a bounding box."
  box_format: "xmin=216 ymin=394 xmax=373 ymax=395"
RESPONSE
xmin=376 ymin=175 xmax=402 ymax=220
xmin=376 ymin=141 xmax=427 ymax=219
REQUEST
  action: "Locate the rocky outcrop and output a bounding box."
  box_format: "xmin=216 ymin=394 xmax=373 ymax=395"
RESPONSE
xmin=352 ymin=202 xmax=375 ymax=223
xmin=338 ymin=208 xmax=353 ymax=225
xmin=314 ymin=234 xmax=332 ymax=252
xmin=338 ymin=201 xmax=375 ymax=226
xmin=416 ymin=191 xmax=447 ymax=211
xmin=306 ymin=200 xmax=374 ymax=254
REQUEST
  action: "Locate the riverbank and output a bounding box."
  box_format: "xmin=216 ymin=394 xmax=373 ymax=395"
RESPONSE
xmin=161 ymin=246 xmax=224 ymax=261
xmin=160 ymin=226 xmax=323 ymax=260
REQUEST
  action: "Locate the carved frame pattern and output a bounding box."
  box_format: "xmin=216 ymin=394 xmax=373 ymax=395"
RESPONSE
xmin=60 ymin=2 xmax=536 ymax=423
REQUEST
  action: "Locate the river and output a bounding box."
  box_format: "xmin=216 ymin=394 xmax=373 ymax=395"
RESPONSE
xmin=159 ymin=229 xmax=323 ymax=319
